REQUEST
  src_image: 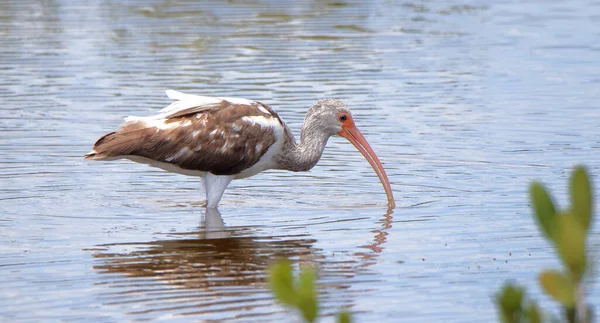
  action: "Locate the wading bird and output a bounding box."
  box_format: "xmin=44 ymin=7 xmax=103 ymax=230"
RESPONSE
xmin=85 ymin=90 xmax=395 ymax=209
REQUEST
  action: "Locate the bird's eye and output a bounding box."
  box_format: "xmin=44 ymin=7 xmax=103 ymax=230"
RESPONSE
xmin=339 ymin=114 xmax=348 ymax=122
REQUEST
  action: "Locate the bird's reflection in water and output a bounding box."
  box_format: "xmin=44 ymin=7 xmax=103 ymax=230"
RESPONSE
xmin=355 ymin=210 xmax=393 ymax=267
xmin=92 ymin=208 xmax=327 ymax=319
xmin=91 ymin=208 xmax=392 ymax=320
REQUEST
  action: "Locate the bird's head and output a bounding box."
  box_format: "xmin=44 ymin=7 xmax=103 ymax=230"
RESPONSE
xmin=307 ymin=99 xmax=396 ymax=209
xmin=306 ymin=98 xmax=351 ymax=136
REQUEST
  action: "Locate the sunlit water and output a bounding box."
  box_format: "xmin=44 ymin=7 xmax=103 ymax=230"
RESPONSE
xmin=1 ymin=0 xmax=599 ymax=322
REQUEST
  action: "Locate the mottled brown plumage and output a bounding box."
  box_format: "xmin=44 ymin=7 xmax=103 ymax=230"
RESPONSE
xmin=86 ymin=102 xmax=282 ymax=175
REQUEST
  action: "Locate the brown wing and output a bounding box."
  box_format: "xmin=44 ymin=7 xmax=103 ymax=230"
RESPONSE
xmin=85 ymin=102 xmax=281 ymax=176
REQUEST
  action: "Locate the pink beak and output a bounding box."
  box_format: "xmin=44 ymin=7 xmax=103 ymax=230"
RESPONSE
xmin=338 ymin=124 xmax=396 ymax=209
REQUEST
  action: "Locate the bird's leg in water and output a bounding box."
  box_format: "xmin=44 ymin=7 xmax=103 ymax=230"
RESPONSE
xmin=203 ymin=173 xmax=233 ymax=208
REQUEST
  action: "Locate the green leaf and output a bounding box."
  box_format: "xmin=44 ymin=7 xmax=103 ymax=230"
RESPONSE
xmin=570 ymin=166 xmax=593 ymax=232
xmin=268 ymin=260 xmax=296 ymax=305
xmin=526 ymin=302 xmax=542 ymax=323
xmin=337 ymin=311 xmax=352 ymax=323
xmin=539 ymin=270 xmax=575 ymax=307
xmin=530 ymin=182 xmax=558 ymax=241
xmin=297 ymin=267 xmax=318 ymax=323
xmin=555 ymin=214 xmax=587 ymax=281
xmin=298 ymin=296 xmax=318 ymax=323
xmin=496 ymin=283 xmax=525 ymax=323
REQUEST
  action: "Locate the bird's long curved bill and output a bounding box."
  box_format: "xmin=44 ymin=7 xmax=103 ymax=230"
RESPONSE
xmin=339 ymin=126 xmax=396 ymax=209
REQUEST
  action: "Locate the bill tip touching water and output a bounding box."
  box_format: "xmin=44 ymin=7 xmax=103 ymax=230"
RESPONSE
xmin=85 ymin=90 xmax=396 ymax=209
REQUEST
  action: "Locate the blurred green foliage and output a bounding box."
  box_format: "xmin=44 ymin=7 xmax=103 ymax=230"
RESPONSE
xmin=498 ymin=166 xmax=594 ymax=323
xmin=268 ymin=260 xmax=318 ymax=323
xmin=268 ymin=260 xmax=352 ymax=323
xmin=496 ymin=283 xmax=541 ymax=323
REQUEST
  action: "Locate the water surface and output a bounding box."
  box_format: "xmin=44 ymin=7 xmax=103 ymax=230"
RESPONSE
xmin=1 ymin=0 xmax=599 ymax=322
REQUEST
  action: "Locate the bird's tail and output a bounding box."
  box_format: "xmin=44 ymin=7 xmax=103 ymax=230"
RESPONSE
xmin=83 ymin=151 xmax=100 ymax=160
xmin=83 ymin=120 xmax=152 ymax=161
xmin=84 ymin=131 xmax=121 ymax=160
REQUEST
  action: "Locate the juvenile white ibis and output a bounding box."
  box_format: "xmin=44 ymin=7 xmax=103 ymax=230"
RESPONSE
xmin=85 ymin=90 xmax=395 ymax=209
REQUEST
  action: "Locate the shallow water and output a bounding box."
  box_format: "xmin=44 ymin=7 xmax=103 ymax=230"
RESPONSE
xmin=1 ymin=0 xmax=599 ymax=322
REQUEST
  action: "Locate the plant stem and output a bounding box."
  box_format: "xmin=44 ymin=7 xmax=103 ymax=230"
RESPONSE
xmin=565 ymin=307 xmax=576 ymax=323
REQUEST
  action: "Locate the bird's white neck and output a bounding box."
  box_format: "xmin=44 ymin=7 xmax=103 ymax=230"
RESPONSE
xmin=277 ymin=123 xmax=330 ymax=172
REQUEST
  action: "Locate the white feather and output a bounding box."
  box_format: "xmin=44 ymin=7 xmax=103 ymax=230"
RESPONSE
xmin=241 ymin=115 xmax=280 ymax=128
xmin=125 ymin=156 xmax=207 ymax=177
xmin=234 ymin=117 xmax=285 ymax=179
xmin=166 ymin=147 xmax=192 ymax=162
xmin=257 ymin=104 xmax=270 ymax=114
xmin=160 ymin=90 xmax=224 ymax=114
xmin=125 ymin=90 xmax=265 ymax=123
xmin=160 ymin=90 xmax=255 ymax=114
xmin=165 ymin=89 xmax=189 ymax=101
